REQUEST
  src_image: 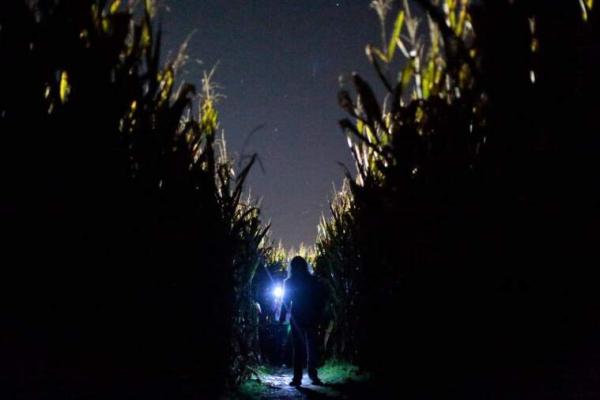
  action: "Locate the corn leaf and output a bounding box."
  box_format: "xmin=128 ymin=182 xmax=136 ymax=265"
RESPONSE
xmin=580 ymin=0 xmax=589 ymax=21
xmin=145 ymin=0 xmax=155 ymax=17
xmin=59 ymin=71 xmax=70 ymax=103
xmin=367 ymin=45 xmax=388 ymax=64
xmin=387 ymin=10 xmax=405 ymax=62
xmin=201 ymin=100 xmax=218 ymax=136
xmin=141 ymin=19 xmax=152 ymax=48
xmin=110 ymin=0 xmax=121 ymax=14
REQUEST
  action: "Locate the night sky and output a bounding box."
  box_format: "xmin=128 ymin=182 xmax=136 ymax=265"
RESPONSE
xmin=161 ymin=0 xmax=382 ymax=249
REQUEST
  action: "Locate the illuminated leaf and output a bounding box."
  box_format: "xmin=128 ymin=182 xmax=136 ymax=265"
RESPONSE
xmin=456 ymin=6 xmax=467 ymax=36
xmin=366 ymin=45 xmax=388 ymax=63
xmin=356 ymin=119 xmax=364 ymax=135
xmin=387 ymin=10 xmax=405 ymax=63
xmin=423 ymin=59 xmax=435 ymax=99
xmin=145 ymin=0 xmax=155 ymax=17
xmin=383 ymin=112 xmax=392 ymax=131
xmin=400 ymin=64 xmax=413 ymax=91
xmin=110 ymin=0 xmax=121 ymax=14
xmin=160 ymin=68 xmax=174 ymax=103
xmin=128 ymin=100 xmax=137 ymax=119
xmin=201 ymin=100 xmax=218 ymax=136
xmin=365 ymin=124 xmax=376 ymax=144
xmin=415 ymin=106 xmax=424 ymax=123
xmin=141 ymin=20 xmax=152 ymax=48
xmin=396 ymin=37 xmax=410 ymax=59
xmin=59 ymin=71 xmax=70 ymax=103
xmin=433 ymin=62 xmax=443 ymax=87
xmin=579 ymin=0 xmax=589 ymax=20
xmin=450 ymin=0 xmax=458 ymax=13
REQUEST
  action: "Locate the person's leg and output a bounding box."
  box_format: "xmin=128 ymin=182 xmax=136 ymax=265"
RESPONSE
xmin=306 ymin=325 xmax=322 ymax=383
xmin=290 ymin=322 xmax=305 ymax=384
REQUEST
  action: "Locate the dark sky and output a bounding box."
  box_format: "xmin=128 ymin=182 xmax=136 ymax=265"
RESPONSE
xmin=161 ymin=0 xmax=382 ymax=249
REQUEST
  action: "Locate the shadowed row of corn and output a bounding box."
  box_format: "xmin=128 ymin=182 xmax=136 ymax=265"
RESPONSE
xmin=317 ymin=0 xmax=599 ymax=397
xmin=1 ymin=0 xmax=269 ymax=397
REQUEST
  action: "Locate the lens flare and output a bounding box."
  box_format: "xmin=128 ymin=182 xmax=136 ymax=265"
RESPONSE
xmin=272 ymin=285 xmax=284 ymax=299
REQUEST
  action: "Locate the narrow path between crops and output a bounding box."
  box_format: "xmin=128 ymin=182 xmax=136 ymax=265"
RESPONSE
xmin=235 ymin=364 xmax=374 ymax=399
xmin=253 ymin=368 xmax=343 ymax=399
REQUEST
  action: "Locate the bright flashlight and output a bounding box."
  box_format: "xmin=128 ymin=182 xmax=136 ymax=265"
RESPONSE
xmin=272 ymin=285 xmax=284 ymax=299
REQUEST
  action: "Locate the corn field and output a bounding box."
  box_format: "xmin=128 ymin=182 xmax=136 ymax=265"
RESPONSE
xmin=317 ymin=0 xmax=599 ymax=397
xmin=1 ymin=0 xmax=599 ymax=398
xmin=1 ymin=0 xmax=269 ymax=397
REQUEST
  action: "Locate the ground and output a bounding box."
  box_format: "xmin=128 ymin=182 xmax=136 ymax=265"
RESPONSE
xmin=234 ymin=362 xmax=372 ymax=400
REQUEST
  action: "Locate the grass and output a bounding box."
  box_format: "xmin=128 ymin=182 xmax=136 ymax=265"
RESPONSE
xmin=232 ymin=361 xmax=368 ymax=399
xmin=318 ymin=361 xmax=370 ymax=384
xmin=236 ymin=380 xmax=271 ymax=399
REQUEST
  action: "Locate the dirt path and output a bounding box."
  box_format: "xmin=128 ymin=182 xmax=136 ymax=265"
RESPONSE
xmin=256 ymin=369 xmax=346 ymax=399
xmin=237 ymin=366 xmax=370 ymax=399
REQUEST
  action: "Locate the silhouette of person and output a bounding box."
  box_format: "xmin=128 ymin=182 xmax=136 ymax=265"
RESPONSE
xmin=280 ymin=256 xmax=324 ymax=386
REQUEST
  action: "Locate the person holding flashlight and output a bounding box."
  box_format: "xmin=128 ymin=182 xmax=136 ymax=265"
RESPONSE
xmin=280 ymin=256 xmax=324 ymax=386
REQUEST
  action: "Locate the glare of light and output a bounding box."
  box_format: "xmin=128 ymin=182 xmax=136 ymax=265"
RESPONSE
xmin=272 ymin=285 xmax=284 ymax=299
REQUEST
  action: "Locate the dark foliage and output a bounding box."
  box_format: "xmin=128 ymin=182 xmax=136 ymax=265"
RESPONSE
xmin=0 ymin=1 xmax=267 ymax=398
xmin=314 ymin=182 xmax=361 ymax=362
xmin=319 ymin=0 xmax=600 ymax=398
